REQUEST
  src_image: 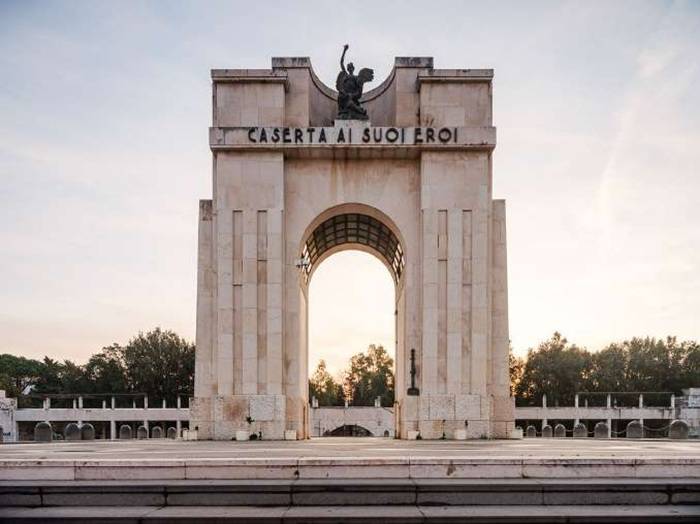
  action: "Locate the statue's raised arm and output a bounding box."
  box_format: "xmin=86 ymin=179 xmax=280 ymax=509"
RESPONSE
xmin=340 ymin=44 xmax=349 ymax=74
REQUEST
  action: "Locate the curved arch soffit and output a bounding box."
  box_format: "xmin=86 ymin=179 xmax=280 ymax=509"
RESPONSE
xmin=301 ymin=209 xmax=405 ymax=286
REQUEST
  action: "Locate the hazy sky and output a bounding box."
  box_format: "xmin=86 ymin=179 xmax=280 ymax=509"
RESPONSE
xmin=1 ymin=1 xmax=699 ymax=372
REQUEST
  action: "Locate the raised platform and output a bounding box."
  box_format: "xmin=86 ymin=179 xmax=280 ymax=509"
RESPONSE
xmin=1 ymin=437 xmax=699 ymax=481
xmin=2 ymin=439 xmax=699 ymax=522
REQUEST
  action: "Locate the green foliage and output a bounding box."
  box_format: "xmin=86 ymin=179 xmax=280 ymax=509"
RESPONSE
xmin=308 ymin=360 xmax=344 ymax=406
xmin=515 ymin=333 xmax=592 ymax=406
xmin=0 ymin=328 xmax=194 ymax=402
xmin=0 ymin=354 xmax=44 ymax=397
xmin=308 ymin=345 xmax=396 ymax=407
xmin=516 ymin=333 xmax=700 ymax=405
xmin=121 ymin=328 xmax=194 ymax=405
xmin=343 ymin=344 xmax=395 ymax=406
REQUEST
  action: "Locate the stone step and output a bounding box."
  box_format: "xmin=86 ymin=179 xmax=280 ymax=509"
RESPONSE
xmin=1 ymin=504 xmax=700 ymax=523
xmin=2 ymin=478 xmax=699 ymax=507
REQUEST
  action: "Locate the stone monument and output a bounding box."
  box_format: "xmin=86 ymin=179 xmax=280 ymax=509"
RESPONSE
xmin=191 ymin=51 xmax=514 ymax=439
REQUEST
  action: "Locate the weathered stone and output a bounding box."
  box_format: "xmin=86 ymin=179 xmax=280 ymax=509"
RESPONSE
xmin=151 ymin=426 xmax=163 ymax=439
xmin=167 ymin=427 xmax=178 ymax=439
xmin=64 ymin=423 xmax=81 ymax=441
xmin=119 ymin=424 xmax=132 ymax=439
xmin=594 ymin=422 xmax=609 ymax=439
xmin=81 ymin=423 xmax=95 ymax=440
xmin=34 ymin=421 xmax=52 ymax=442
xmin=541 ymin=424 xmax=552 ymax=438
xmin=669 ymin=419 xmax=689 ymax=439
xmin=626 ymin=420 xmax=643 ymax=439
xmin=194 ymin=56 xmax=509 ymax=440
xmin=137 ymin=425 xmax=148 ymax=439
xmin=525 ymin=425 xmax=536 ymax=438
xmin=554 ymin=423 xmax=566 ymax=438
xmin=573 ymin=423 xmax=587 ymax=438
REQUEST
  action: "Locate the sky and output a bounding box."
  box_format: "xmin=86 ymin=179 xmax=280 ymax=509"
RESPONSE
xmin=1 ymin=1 xmax=699 ymax=372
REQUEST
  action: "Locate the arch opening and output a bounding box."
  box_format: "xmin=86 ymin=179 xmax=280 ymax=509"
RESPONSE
xmin=301 ymin=213 xmax=405 ymax=284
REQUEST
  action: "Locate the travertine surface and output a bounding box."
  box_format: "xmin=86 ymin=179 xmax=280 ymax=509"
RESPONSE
xmin=192 ymin=56 xmax=513 ymax=439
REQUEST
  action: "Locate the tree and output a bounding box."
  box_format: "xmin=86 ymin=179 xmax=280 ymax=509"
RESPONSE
xmin=588 ymin=343 xmax=629 ymax=392
xmin=509 ymin=346 xmax=524 ymax=397
xmin=308 ymin=360 xmax=344 ymax=406
xmin=342 ymin=344 xmax=394 ymax=406
xmin=121 ymin=327 xmax=194 ymax=404
xmin=0 ymin=354 xmax=43 ymax=397
xmin=515 ymin=332 xmax=592 ymax=406
xmin=83 ymin=344 xmax=128 ymax=394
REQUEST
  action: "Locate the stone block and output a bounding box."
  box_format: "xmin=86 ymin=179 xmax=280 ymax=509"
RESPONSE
xmin=137 ymin=426 xmax=148 ymax=439
xmin=573 ymin=423 xmax=587 ymax=438
xmin=64 ymin=423 xmax=81 ymax=441
xmin=81 ymin=423 xmax=95 ymax=441
xmin=554 ymin=424 xmax=566 ymax=438
xmin=525 ymin=425 xmax=536 ymax=438
xmin=455 ymin=394 xmax=480 ymax=420
xmin=34 ymin=421 xmax=52 ymax=442
xmin=429 ymin=395 xmax=455 ymax=420
xmin=119 ymin=425 xmax=132 ymax=439
xmin=594 ymin=421 xmax=609 ymax=439
xmin=250 ymin=395 xmax=275 ymax=422
xmin=167 ymin=427 xmax=178 ymax=439
xmin=626 ymin=420 xmax=643 ymax=438
xmin=151 ymin=426 xmax=163 ymax=439
xmin=670 ymin=419 xmax=689 ymax=439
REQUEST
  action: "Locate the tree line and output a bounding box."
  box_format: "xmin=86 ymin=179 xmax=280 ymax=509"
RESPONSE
xmin=3 ymin=328 xmax=698 ymax=408
xmin=309 ymin=344 xmax=395 ymax=407
xmin=0 ymin=328 xmax=194 ymax=405
xmin=511 ymin=332 xmax=700 ymax=406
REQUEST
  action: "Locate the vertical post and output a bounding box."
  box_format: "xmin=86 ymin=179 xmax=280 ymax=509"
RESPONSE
xmin=606 ymin=394 xmax=611 ymax=408
xmin=176 ymin=420 xmax=182 ymax=438
xmin=671 ymin=394 xmax=675 ymax=409
xmin=102 ymin=399 xmax=106 ymax=409
xmin=542 ymin=394 xmax=547 ymax=408
xmin=574 ymin=393 xmax=579 ymax=425
xmin=111 ymin=396 xmax=115 ymax=409
xmin=132 ymin=399 xmax=136 ymax=409
xmin=110 ymin=420 xmax=116 ymax=440
xmin=78 ymin=396 xmax=83 ymax=409
xmin=43 ymin=398 xmax=48 ymax=410
xmin=162 ymin=399 xmax=167 ymax=409
xmin=73 ymin=398 xmax=77 ymax=409
xmin=177 ymin=396 xmax=182 ymax=409
xmin=607 ymin=418 xmax=612 ymax=438
xmin=144 ymin=395 xmax=148 ymax=410
xmin=574 ymin=394 xmax=579 ymax=408
xmin=638 ymin=393 xmax=643 ymax=408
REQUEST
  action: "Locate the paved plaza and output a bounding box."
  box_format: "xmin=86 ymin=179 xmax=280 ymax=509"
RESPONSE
xmin=2 ymin=437 xmax=699 ymax=461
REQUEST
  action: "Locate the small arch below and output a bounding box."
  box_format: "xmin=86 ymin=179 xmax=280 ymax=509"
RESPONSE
xmin=324 ymin=424 xmax=374 ymax=437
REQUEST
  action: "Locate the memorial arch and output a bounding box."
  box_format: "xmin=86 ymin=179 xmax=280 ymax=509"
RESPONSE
xmin=191 ymin=55 xmax=514 ymax=439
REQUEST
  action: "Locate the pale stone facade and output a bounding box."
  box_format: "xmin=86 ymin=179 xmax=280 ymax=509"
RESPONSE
xmin=191 ymin=56 xmax=514 ymax=439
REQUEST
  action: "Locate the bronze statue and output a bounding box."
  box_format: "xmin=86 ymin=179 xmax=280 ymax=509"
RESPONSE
xmin=336 ymin=44 xmax=374 ymax=120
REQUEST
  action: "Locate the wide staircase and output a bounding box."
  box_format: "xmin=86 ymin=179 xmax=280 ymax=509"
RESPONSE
xmin=2 ymin=478 xmax=700 ymax=522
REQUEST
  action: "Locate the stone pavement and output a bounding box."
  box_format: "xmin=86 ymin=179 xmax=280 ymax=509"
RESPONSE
xmin=1 ymin=437 xmax=699 ymax=481
xmin=2 ymin=436 xmax=699 ymax=461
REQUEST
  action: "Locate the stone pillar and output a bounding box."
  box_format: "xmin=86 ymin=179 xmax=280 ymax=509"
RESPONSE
xmin=176 ymin=419 xmax=182 ymax=438
xmin=111 ymin=396 xmax=115 ymax=409
xmin=102 ymin=400 xmax=106 ymax=409
xmin=607 ymin=418 xmax=612 ymax=438
xmin=162 ymin=399 xmax=167 ymax=409
xmin=144 ymin=395 xmax=148 ymax=410
xmin=78 ymin=396 xmax=83 ymax=409
xmin=177 ymin=396 xmax=181 ymax=409
xmin=110 ymin=420 xmax=116 ymax=440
